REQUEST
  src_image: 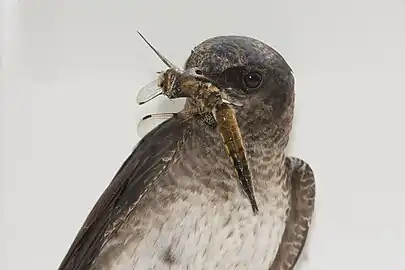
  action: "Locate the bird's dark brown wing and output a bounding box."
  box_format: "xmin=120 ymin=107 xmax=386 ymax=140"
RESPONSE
xmin=58 ymin=115 xmax=191 ymax=270
xmin=269 ymin=157 xmax=316 ymax=270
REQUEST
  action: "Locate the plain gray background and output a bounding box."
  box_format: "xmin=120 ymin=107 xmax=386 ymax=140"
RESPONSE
xmin=2 ymin=0 xmax=405 ymax=269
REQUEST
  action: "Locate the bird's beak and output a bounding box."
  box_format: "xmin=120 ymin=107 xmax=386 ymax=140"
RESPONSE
xmin=176 ymin=68 xmax=243 ymax=108
xmin=221 ymin=97 xmax=243 ymax=107
xmin=174 ymin=69 xmax=242 ymax=108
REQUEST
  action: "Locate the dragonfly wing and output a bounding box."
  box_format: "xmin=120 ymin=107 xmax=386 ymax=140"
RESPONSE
xmin=137 ymin=113 xmax=176 ymax=138
xmin=136 ymin=78 xmax=163 ymax=105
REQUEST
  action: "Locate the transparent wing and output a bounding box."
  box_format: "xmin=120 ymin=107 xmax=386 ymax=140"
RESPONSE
xmin=137 ymin=113 xmax=175 ymax=138
xmin=136 ymin=77 xmax=163 ymax=105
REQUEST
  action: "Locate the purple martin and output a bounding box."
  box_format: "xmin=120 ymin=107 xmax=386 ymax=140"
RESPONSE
xmin=58 ymin=35 xmax=316 ymax=270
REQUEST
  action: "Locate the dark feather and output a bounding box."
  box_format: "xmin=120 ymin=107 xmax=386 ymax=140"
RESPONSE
xmin=269 ymin=157 xmax=316 ymax=270
xmin=58 ymin=115 xmax=191 ymax=270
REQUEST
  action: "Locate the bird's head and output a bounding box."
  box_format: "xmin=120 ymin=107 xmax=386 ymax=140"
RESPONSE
xmin=184 ymin=36 xmax=295 ymax=149
xmin=137 ymin=32 xmax=295 ymax=149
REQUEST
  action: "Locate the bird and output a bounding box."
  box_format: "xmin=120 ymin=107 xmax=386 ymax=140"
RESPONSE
xmin=58 ymin=35 xmax=316 ymax=270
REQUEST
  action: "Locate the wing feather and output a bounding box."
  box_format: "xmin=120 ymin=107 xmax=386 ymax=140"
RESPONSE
xmin=269 ymin=157 xmax=316 ymax=270
xmin=58 ymin=116 xmax=190 ymax=270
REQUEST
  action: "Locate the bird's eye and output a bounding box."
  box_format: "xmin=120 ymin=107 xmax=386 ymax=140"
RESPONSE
xmin=243 ymin=71 xmax=262 ymax=89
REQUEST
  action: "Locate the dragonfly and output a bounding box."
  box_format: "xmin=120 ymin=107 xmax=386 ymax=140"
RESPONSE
xmin=136 ymin=32 xmax=259 ymax=213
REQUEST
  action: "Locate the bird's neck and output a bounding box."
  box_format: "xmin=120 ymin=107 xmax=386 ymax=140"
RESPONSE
xmin=236 ymin=105 xmax=294 ymax=153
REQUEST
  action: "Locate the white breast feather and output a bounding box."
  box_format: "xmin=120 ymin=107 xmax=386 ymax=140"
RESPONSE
xmin=105 ymin=183 xmax=288 ymax=270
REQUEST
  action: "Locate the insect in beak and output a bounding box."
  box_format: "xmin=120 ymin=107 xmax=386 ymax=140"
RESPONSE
xmin=137 ymin=31 xmax=223 ymax=105
xmin=136 ymin=31 xmax=184 ymax=105
xmin=136 ymin=32 xmax=243 ymax=111
xmin=135 ymin=37 xmax=256 ymax=212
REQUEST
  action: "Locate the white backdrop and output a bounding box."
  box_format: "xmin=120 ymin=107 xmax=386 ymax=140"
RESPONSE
xmin=2 ymin=0 xmax=405 ymax=269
